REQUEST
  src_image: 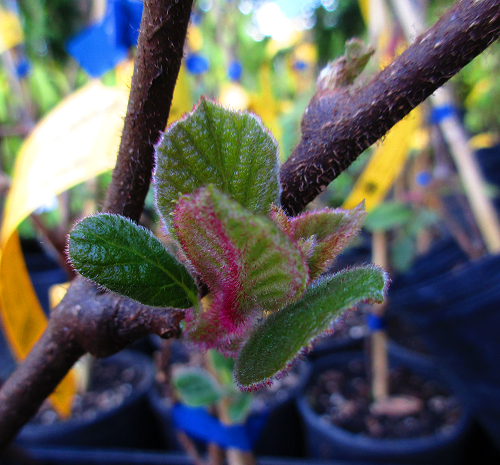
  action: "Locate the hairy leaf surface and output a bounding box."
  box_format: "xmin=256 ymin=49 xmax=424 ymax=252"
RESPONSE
xmin=174 ymin=186 xmax=308 ymax=349
xmin=68 ymin=213 xmax=198 ymax=308
xmin=235 ymin=266 xmax=388 ymax=389
xmin=154 ymin=99 xmax=280 ymax=229
xmin=271 ymin=203 xmax=366 ymax=280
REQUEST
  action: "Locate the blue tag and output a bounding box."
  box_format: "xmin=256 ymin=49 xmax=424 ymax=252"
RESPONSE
xmin=16 ymin=57 xmax=30 ymax=79
xmin=228 ymin=60 xmax=242 ymax=81
xmin=171 ymin=404 xmax=268 ymax=451
xmin=430 ymin=105 xmax=455 ymax=124
xmin=66 ymin=0 xmax=143 ymax=78
xmin=415 ymin=170 xmax=432 ymax=187
xmin=186 ymin=54 xmax=209 ymax=75
xmin=366 ymin=313 xmax=387 ymax=331
xmin=293 ymin=60 xmax=308 ymax=71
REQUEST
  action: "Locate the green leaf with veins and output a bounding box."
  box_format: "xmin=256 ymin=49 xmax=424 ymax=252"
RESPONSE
xmin=234 ymin=266 xmax=389 ymax=389
xmin=68 ymin=213 xmax=198 ymax=308
xmin=154 ymin=99 xmax=280 ymax=229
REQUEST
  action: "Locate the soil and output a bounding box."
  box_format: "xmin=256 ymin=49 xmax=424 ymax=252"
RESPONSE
xmin=305 ymin=357 xmax=462 ymax=440
xmin=30 ymin=356 xmax=142 ymax=425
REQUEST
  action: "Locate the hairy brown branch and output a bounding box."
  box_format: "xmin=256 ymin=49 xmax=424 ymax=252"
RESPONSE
xmin=0 ymin=325 xmax=84 ymax=448
xmin=0 ymin=277 xmax=184 ymax=448
xmin=0 ymin=0 xmax=193 ymax=449
xmin=280 ymin=0 xmax=500 ymax=215
xmin=104 ymin=0 xmax=193 ymax=220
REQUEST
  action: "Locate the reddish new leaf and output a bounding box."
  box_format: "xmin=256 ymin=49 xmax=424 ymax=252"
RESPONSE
xmin=271 ymin=203 xmax=366 ymax=280
xmin=173 ymin=186 xmax=309 ymax=350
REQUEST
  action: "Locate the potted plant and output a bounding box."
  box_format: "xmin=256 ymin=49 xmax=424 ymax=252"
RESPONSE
xmin=296 ymin=347 xmax=471 ymax=464
xmin=294 ymin=226 xmax=472 ymax=464
xmin=1 ymin=0 xmax=498 ymax=458
xmin=66 ymin=88 xmax=388 ymax=463
xmin=149 ymin=337 xmax=309 ymax=457
xmin=386 ymin=249 xmax=500 ymax=452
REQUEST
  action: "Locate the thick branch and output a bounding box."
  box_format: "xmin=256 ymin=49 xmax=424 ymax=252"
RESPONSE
xmin=0 ymin=0 xmax=192 ymax=449
xmin=104 ymin=0 xmax=193 ymax=220
xmin=0 ymin=326 xmax=84 ymax=447
xmin=280 ymin=0 xmax=500 ymax=215
xmin=54 ymin=278 xmax=184 ymax=358
xmin=0 ymin=277 xmax=184 ymax=447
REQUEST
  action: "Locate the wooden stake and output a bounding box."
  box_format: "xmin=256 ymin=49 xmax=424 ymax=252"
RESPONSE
xmin=370 ymin=231 xmax=389 ymax=401
xmin=371 ymin=322 xmax=389 ymax=401
xmin=90 ymin=0 xmax=107 ymax=22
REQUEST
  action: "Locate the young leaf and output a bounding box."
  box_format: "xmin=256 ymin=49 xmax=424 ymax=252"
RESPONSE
xmin=271 ymin=203 xmax=366 ymax=280
xmin=174 ymin=186 xmax=309 ymax=348
xmin=210 ymin=350 xmax=235 ymax=386
xmin=154 ymin=98 xmax=280 ymax=228
xmin=172 ymin=367 xmax=222 ymax=407
xmin=68 ymin=213 xmax=198 ymax=308
xmin=234 ymin=266 xmax=389 ymax=390
xmin=227 ymin=392 xmax=254 ymax=424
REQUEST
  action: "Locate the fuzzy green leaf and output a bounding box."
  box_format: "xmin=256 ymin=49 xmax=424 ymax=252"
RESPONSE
xmin=174 ymin=186 xmax=308 ymax=352
xmin=154 ymin=99 xmax=280 ymax=228
xmin=234 ymin=266 xmax=388 ymax=389
xmin=290 ymin=203 xmax=365 ymax=280
xmin=271 ymin=203 xmax=366 ymax=281
xmin=68 ymin=213 xmax=198 ymax=308
xmin=172 ymin=367 xmax=222 ymax=407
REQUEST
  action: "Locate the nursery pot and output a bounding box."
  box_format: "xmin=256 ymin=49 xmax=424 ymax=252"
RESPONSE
xmin=15 ymin=350 xmax=158 ymax=449
xmin=296 ymin=349 xmax=471 ymax=464
xmin=386 ymin=251 xmax=500 ymax=451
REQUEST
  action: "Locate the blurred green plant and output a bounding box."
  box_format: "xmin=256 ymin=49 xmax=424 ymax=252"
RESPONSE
xmin=455 ymin=41 xmax=500 ymax=134
xmin=365 ymin=201 xmax=439 ymax=271
xmin=18 ymin=0 xmax=87 ymax=61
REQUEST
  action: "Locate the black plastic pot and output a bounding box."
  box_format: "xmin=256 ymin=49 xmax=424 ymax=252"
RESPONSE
xmin=2 ymin=448 xmax=361 ymax=465
xmin=14 ymin=350 xmax=158 ymax=449
xmin=252 ymin=380 xmax=307 ymax=457
xmin=296 ymin=349 xmax=471 ymax=464
xmin=387 ymin=251 xmax=500 ymax=450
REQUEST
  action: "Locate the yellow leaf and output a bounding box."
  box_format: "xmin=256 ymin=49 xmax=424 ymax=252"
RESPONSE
xmin=0 ymin=8 xmax=24 ymax=53
xmin=0 ymin=80 xmax=128 ymax=417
